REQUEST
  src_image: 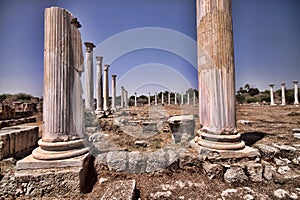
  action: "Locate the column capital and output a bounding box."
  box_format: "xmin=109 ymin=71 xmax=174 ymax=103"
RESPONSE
xmin=269 ymin=84 xmax=275 ymax=87
xmin=293 ymin=80 xmax=299 ymax=84
xmin=112 ymin=74 xmax=117 ymax=79
xmin=96 ymin=56 xmax=103 ymax=64
xmin=281 ymin=83 xmax=286 ymax=86
xmin=84 ymin=42 xmax=96 ymax=52
xmin=104 ymin=64 xmax=110 ymax=71
xmin=71 ymin=18 xmax=81 ymax=28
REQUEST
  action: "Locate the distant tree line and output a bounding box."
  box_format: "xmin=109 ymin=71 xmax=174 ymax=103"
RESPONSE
xmin=0 ymin=93 xmax=33 ymax=104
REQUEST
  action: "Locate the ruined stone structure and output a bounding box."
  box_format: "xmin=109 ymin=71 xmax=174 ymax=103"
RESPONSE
xmin=195 ymin=0 xmax=246 ymax=152
xmin=85 ymin=42 xmax=96 ymax=111
xmin=96 ymin=56 xmax=104 ymax=112
xmin=111 ymin=75 xmax=117 ymax=110
xmin=148 ymin=93 xmax=151 ymax=106
xmin=168 ymin=92 xmax=171 ymax=105
xmin=155 ymin=92 xmax=158 ymax=106
xmin=121 ymin=86 xmax=125 ymax=108
xmin=103 ymin=64 xmax=110 ymax=111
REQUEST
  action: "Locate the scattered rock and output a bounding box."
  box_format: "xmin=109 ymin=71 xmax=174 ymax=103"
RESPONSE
xmin=224 ymin=167 xmax=248 ymax=184
xmin=99 ymin=177 xmax=108 ymax=184
xmin=202 ymin=162 xmax=223 ymax=179
xmin=134 ymin=140 xmax=147 ymax=147
xmin=277 ymin=166 xmax=291 ymax=175
xmin=254 ymin=144 xmax=279 ymax=159
xmin=221 ymin=189 xmax=237 ymax=199
xmin=262 ymin=161 xmax=276 ymax=181
xmin=246 ymin=163 xmax=263 ymax=182
xmin=272 ymin=143 xmax=298 ymax=159
xmin=100 ymin=180 xmax=136 ymax=200
xmin=146 ymin=149 xmax=167 ymax=172
xmin=150 ymin=191 xmax=172 ymax=199
xmin=106 ymin=151 xmax=128 ymax=172
xmin=273 ymin=189 xmax=289 ymax=199
xmin=273 ymin=157 xmax=289 ymax=166
xmin=238 ymin=120 xmax=251 ymax=125
xmin=128 ymin=151 xmax=146 ymax=173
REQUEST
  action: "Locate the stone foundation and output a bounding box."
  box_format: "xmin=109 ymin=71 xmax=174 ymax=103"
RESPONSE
xmin=0 ymin=126 xmax=39 ymax=160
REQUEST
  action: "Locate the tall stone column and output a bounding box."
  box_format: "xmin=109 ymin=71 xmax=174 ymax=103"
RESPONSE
xmin=293 ymin=81 xmax=299 ymax=105
xmin=125 ymin=90 xmax=128 ymax=107
xmin=161 ymin=92 xmax=164 ymax=105
xmin=195 ymin=0 xmax=245 ymax=151
xmin=148 ymin=92 xmax=151 ymax=106
xmin=269 ymin=84 xmax=276 ymax=106
xmin=181 ymin=93 xmax=184 ymax=105
xmin=96 ymin=56 xmax=103 ymax=112
xmin=31 ymin=7 xmax=89 ymax=160
xmin=134 ymin=92 xmax=137 ymax=107
xmin=111 ymin=75 xmax=117 ymax=110
xmin=168 ymin=92 xmax=171 ymax=105
xmin=155 ymin=92 xmax=158 ymax=106
xmin=187 ymin=92 xmax=190 ymax=105
xmin=193 ymin=91 xmax=196 ymax=106
xmin=84 ymin=42 xmax=96 ymax=111
xmin=281 ymin=83 xmax=286 ymax=106
xmin=175 ymin=93 xmax=177 ymax=105
xmin=121 ymin=86 xmax=125 ymax=108
xmin=103 ymin=64 xmax=110 ymax=111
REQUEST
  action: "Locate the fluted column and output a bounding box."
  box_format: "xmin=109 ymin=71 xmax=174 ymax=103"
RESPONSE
xmin=281 ymin=83 xmax=286 ymax=106
xmin=148 ymin=92 xmax=151 ymax=106
xmin=103 ymin=64 xmax=110 ymax=111
xmin=134 ymin=92 xmax=137 ymax=107
xmin=96 ymin=56 xmax=103 ymax=112
xmin=195 ymin=0 xmax=245 ymax=151
xmin=193 ymin=91 xmax=196 ymax=106
xmin=187 ymin=92 xmax=190 ymax=105
xmin=168 ymin=92 xmax=171 ymax=105
xmin=125 ymin=90 xmax=128 ymax=107
xmin=155 ymin=92 xmax=158 ymax=106
xmin=161 ymin=92 xmax=164 ymax=105
xmin=84 ymin=42 xmax=96 ymax=111
xmin=293 ymin=81 xmax=299 ymax=105
xmin=175 ymin=93 xmax=177 ymax=105
xmin=111 ymin=75 xmax=117 ymax=110
xmin=269 ymin=84 xmax=276 ymax=106
xmin=32 ymin=7 xmax=89 ymax=160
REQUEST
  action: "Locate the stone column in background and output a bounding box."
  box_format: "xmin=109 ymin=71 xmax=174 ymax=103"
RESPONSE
xmin=121 ymin=86 xmax=124 ymax=108
xmin=175 ymin=93 xmax=177 ymax=105
xmin=195 ymin=0 xmax=245 ymax=151
xmin=187 ymin=92 xmax=190 ymax=105
xmin=32 ymin=7 xmax=89 ymax=160
xmin=96 ymin=56 xmax=103 ymax=112
xmin=155 ymin=92 xmax=158 ymax=106
xmin=269 ymin=84 xmax=276 ymax=106
xmin=181 ymin=92 xmax=184 ymax=105
xmin=111 ymin=75 xmax=117 ymax=111
xmin=281 ymin=83 xmax=286 ymax=106
xmin=84 ymin=42 xmax=96 ymax=111
xmin=148 ymin=92 xmax=151 ymax=106
xmin=134 ymin=92 xmax=137 ymax=107
xmin=168 ymin=92 xmax=171 ymax=105
xmin=103 ymin=64 xmax=110 ymax=111
xmin=293 ymin=81 xmax=299 ymax=105
xmin=161 ymin=92 xmax=164 ymax=105
xmin=125 ymin=90 xmax=128 ymax=107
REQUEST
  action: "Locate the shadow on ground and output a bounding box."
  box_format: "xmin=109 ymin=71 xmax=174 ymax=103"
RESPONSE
xmin=241 ymin=132 xmax=266 ymax=146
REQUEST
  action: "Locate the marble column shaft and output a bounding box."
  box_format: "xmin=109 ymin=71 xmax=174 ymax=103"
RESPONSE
xmin=103 ymin=64 xmax=110 ymax=111
xmin=111 ymin=75 xmax=117 ymax=110
xmin=84 ymin=42 xmax=96 ymax=111
xmin=148 ymin=93 xmax=151 ymax=106
xmin=269 ymin=84 xmax=276 ymax=106
xmin=168 ymin=92 xmax=171 ymax=105
xmin=181 ymin=93 xmax=184 ymax=105
xmin=134 ymin=93 xmax=137 ymax=107
xmin=155 ymin=92 xmax=158 ymax=106
xmin=281 ymin=83 xmax=286 ymax=106
xmin=193 ymin=91 xmax=196 ymax=106
xmin=121 ymin=86 xmax=125 ymax=108
xmin=96 ymin=56 xmax=103 ymax=111
xmin=187 ymin=93 xmax=190 ymax=105
xmin=175 ymin=93 xmax=177 ymax=105
xmin=294 ymin=81 xmax=299 ymax=105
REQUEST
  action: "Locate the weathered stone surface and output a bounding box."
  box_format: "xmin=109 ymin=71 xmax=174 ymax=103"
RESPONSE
xmin=100 ymin=180 xmax=136 ymax=200
xmin=224 ymin=167 xmax=248 ymax=184
xmin=202 ymin=162 xmax=223 ymax=179
xmin=273 ymin=189 xmax=289 ymax=199
xmin=128 ymin=151 xmax=146 ymax=173
xmin=134 ymin=140 xmax=147 ymax=147
xmin=262 ymin=161 xmax=276 ymax=181
xmin=106 ymin=151 xmax=128 ymax=172
xmin=254 ymin=144 xmax=279 ymax=159
xmin=246 ymin=163 xmax=263 ymax=182
xmin=146 ymin=149 xmax=167 ymax=172
xmin=150 ymin=191 xmax=172 ymax=199
xmin=0 ymin=126 xmax=38 ymax=160
xmin=273 ymin=143 xmax=298 ymax=159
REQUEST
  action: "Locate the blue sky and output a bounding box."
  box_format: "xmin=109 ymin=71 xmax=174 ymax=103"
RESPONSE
xmin=0 ymin=0 xmax=299 ymax=97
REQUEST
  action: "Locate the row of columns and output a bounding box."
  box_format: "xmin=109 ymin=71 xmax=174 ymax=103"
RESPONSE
xmin=131 ymin=92 xmax=198 ymax=107
xmin=84 ymin=44 xmax=118 ymax=113
xmin=269 ymin=81 xmax=299 ymax=106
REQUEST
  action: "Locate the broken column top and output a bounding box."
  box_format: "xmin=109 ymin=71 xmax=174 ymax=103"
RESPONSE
xmin=269 ymin=84 xmax=275 ymax=87
xmin=84 ymin=42 xmax=96 ymax=52
xmin=112 ymin=74 xmax=117 ymax=78
xmin=281 ymin=83 xmax=286 ymax=86
xmin=293 ymin=80 xmax=299 ymax=84
xmin=104 ymin=64 xmax=110 ymax=70
xmin=71 ymin=18 xmax=81 ymax=28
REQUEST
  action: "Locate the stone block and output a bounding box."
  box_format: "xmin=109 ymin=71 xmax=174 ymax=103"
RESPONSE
xmin=100 ymin=180 xmax=136 ymax=200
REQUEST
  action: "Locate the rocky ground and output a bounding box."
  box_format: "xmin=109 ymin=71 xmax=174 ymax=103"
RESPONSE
xmin=1 ymin=104 xmax=300 ymax=199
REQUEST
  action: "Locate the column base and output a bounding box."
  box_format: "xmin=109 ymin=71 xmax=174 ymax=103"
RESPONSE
xmin=32 ymin=139 xmax=91 ymax=160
